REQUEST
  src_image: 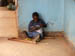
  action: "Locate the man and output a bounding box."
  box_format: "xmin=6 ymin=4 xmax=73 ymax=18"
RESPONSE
xmin=23 ymin=12 xmax=47 ymax=44
xmin=8 ymin=12 xmax=47 ymax=44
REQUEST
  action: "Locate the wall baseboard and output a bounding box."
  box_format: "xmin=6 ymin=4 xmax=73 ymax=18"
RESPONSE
xmin=44 ymin=31 xmax=64 ymax=37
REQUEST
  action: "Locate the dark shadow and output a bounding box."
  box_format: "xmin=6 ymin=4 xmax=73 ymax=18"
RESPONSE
xmin=0 ymin=0 xmax=8 ymax=6
xmin=0 ymin=0 xmax=16 ymax=10
xmin=38 ymin=13 xmax=47 ymax=27
xmin=37 ymin=12 xmax=48 ymax=37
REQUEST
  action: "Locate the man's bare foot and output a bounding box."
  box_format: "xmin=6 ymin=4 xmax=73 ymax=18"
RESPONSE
xmin=24 ymin=38 xmax=37 ymax=44
xmin=33 ymin=35 xmax=40 ymax=42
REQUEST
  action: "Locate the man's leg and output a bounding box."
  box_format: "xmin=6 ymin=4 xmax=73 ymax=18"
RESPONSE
xmin=32 ymin=34 xmax=40 ymax=43
xmin=19 ymin=31 xmax=29 ymax=39
xmin=31 ymin=32 xmax=41 ymax=43
xmin=22 ymin=32 xmax=40 ymax=44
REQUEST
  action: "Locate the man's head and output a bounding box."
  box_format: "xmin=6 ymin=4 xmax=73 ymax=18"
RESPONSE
xmin=32 ymin=12 xmax=39 ymax=22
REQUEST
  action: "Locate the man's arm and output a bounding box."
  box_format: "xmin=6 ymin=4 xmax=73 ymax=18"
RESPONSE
xmin=28 ymin=21 xmax=33 ymax=32
xmin=40 ymin=19 xmax=47 ymax=28
xmin=28 ymin=21 xmax=36 ymax=32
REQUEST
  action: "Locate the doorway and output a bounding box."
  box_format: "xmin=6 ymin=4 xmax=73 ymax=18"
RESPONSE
xmin=0 ymin=0 xmax=18 ymax=38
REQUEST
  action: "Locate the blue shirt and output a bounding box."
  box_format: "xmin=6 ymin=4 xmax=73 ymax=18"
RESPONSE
xmin=28 ymin=19 xmax=47 ymax=38
xmin=28 ymin=19 xmax=46 ymax=32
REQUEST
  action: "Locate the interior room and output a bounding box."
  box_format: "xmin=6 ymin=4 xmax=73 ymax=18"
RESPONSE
xmin=0 ymin=0 xmax=75 ymax=56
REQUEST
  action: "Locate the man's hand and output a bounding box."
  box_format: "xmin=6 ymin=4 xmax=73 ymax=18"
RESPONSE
xmin=30 ymin=26 xmax=36 ymax=32
xmin=32 ymin=26 xmax=36 ymax=30
xmin=40 ymin=24 xmax=44 ymax=27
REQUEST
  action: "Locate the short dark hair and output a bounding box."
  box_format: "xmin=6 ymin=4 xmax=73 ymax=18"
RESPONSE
xmin=32 ymin=12 xmax=39 ymax=17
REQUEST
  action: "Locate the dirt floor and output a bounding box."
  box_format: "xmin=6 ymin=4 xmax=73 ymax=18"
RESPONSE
xmin=0 ymin=37 xmax=74 ymax=56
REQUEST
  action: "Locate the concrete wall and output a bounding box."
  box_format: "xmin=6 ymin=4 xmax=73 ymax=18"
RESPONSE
xmin=64 ymin=0 xmax=75 ymax=46
xmin=18 ymin=0 xmax=64 ymax=31
xmin=18 ymin=0 xmax=75 ymax=46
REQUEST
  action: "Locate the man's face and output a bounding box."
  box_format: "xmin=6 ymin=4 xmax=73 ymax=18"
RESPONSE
xmin=33 ymin=16 xmax=38 ymax=22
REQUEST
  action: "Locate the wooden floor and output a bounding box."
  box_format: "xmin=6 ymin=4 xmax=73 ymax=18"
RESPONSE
xmin=0 ymin=37 xmax=74 ymax=56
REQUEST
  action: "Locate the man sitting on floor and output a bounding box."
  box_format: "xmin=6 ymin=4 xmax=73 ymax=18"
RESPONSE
xmin=24 ymin=12 xmax=47 ymax=43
